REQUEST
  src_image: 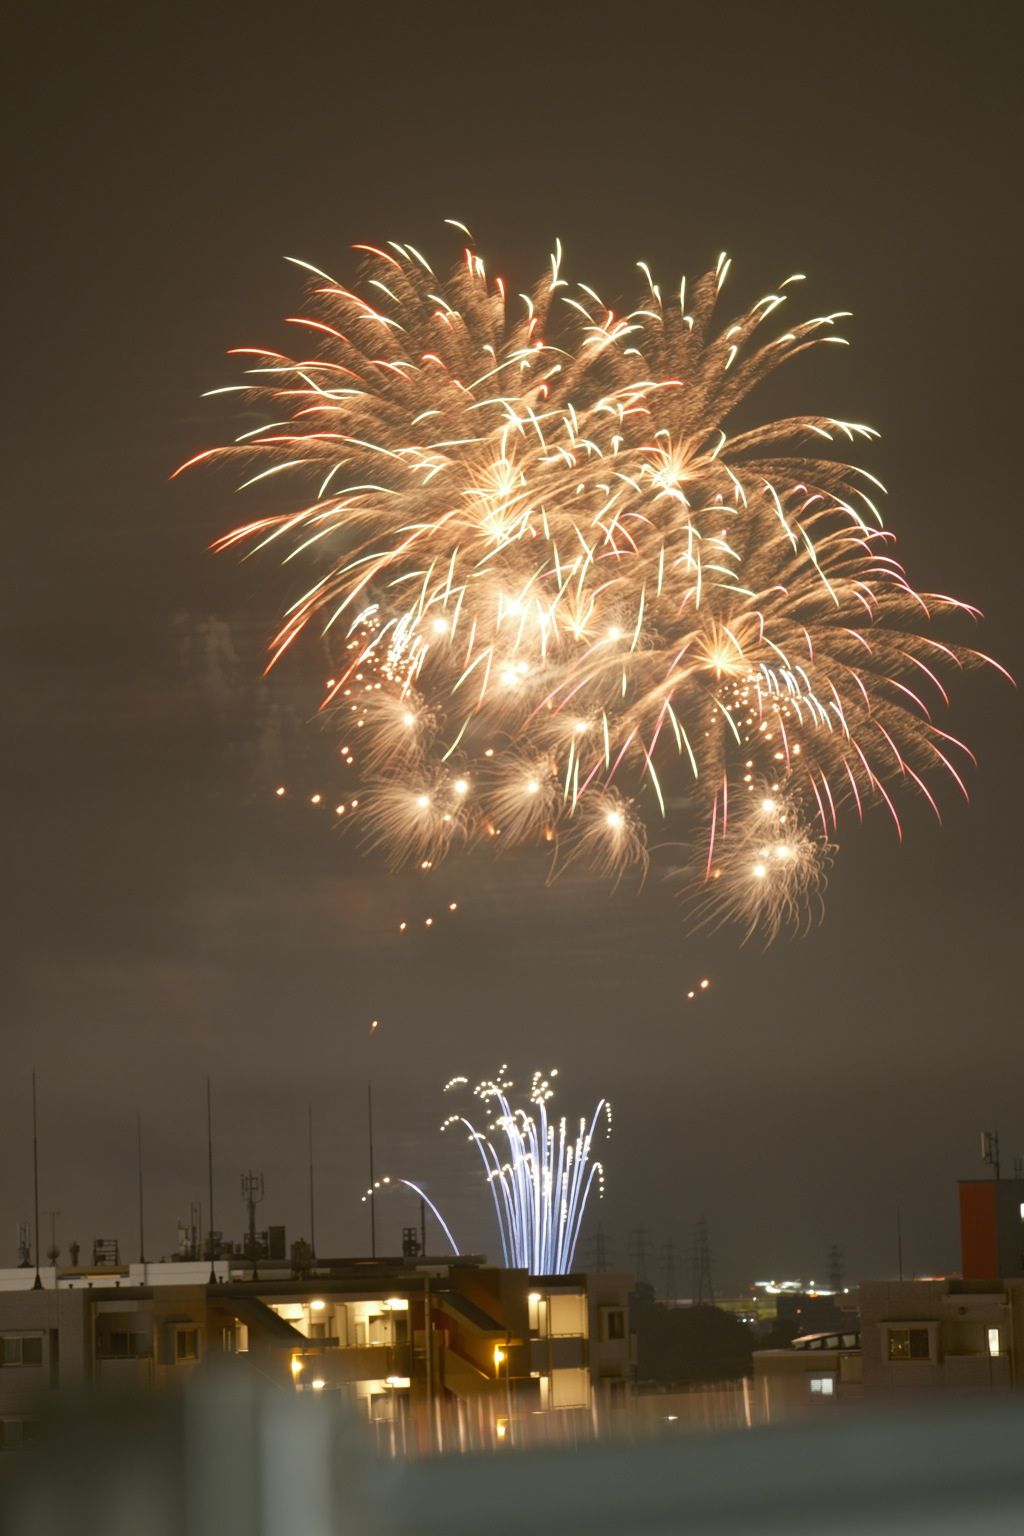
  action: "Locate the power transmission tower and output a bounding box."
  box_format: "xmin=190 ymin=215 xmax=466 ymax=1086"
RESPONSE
xmin=660 ymin=1241 xmax=679 ymax=1305
xmin=241 ymin=1170 xmax=264 ymax=1280
xmin=628 ymin=1224 xmax=654 ymax=1290
xmin=691 ymin=1216 xmax=715 ymax=1305
xmin=827 ymin=1243 xmax=844 ymax=1293
xmin=581 ymin=1222 xmax=614 ymax=1273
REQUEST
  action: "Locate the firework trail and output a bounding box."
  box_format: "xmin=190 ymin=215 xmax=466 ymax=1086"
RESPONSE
xmin=363 ymin=1069 xmax=608 ymax=1274
xmin=445 ymin=1068 xmax=609 ymax=1275
xmin=180 ymin=235 xmax=1004 ymax=939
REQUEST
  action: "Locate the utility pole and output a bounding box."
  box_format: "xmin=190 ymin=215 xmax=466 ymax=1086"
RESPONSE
xmin=242 ymin=1171 xmax=265 ymax=1281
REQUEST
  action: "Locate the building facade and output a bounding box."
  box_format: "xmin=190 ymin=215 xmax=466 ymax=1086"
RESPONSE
xmin=0 ymin=1258 xmax=634 ymax=1456
xmin=858 ymin=1277 xmax=1024 ymax=1398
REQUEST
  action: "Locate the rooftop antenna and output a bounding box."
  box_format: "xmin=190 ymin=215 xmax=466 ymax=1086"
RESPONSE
xmin=367 ymin=1082 xmax=377 ymax=1259
xmin=137 ymin=1112 xmax=146 ymax=1266
xmin=32 ymin=1071 xmax=42 ymax=1290
xmin=242 ymin=1171 xmax=264 ymax=1281
xmin=206 ymin=1078 xmax=217 ymax=1284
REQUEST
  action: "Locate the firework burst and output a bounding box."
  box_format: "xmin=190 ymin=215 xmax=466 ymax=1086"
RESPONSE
xmin=181 ymin=235 xmax=1003 ymax=939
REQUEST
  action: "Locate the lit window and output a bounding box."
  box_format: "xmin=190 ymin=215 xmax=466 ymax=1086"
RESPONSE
xmin=547 ymin=1293 xmax=588 ymax=1338
xmin=988 ymin=1327 xmax=1001 ymax=1357
xmin=808 ymin=1373 xmax=836 ymax=1396
xmin=887 ymin=1327 xmax=930 ymax=1361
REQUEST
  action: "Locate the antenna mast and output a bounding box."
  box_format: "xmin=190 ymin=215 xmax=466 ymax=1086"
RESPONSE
xmin=206 ymin=1079 xmax=217 ymax=1284
xmin=308 ymin=1105 xmax=316 ymax=1263
xmin=137 ymin=1113 xmax=146 ymax=1266
xmin=32 ymin=1071 xmax=42 ymax=1290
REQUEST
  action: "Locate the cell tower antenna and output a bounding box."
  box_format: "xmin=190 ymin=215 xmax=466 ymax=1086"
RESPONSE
xmin=691 ymin=1216 xmax=715 ymax=1305
xmin=241 ymin=1170 xmax=265 ymax=1281
xmin=982 ymin=1129 xmax=1001 ymax=1180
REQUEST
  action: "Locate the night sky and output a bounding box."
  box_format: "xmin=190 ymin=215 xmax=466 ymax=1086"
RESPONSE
xmin=5 ymin=2 xmax=1022 ymax=1293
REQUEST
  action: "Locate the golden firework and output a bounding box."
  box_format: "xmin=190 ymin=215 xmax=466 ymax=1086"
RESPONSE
xmin=180 ymin=237 xmax=1003 ymax=939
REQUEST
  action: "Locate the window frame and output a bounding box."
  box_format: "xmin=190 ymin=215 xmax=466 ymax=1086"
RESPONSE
xmin=883 ymin=1323 xmax=936 ymax=1363
xmin=175 ymin=1327 xmax=201 ymax=1362
xmin=599 ymin=1306 xmax=627 ymax=1342
xmin=1 ymin=1335 xmax=44 ymax=1368
xmin=0 ymin=1418 xmax=39 ymax=1451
